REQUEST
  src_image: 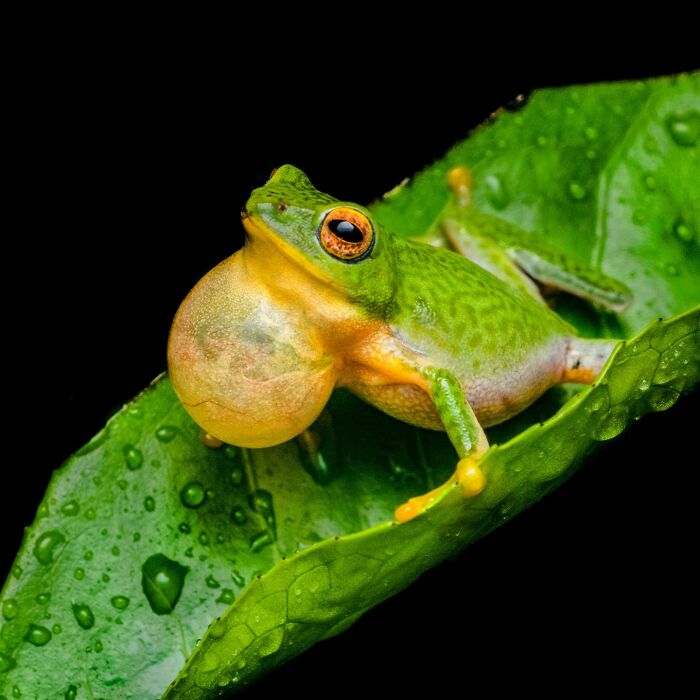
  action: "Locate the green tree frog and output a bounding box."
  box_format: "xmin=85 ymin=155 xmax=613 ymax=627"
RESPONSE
xmin=168 ymin=165 xmax=630 ymax=523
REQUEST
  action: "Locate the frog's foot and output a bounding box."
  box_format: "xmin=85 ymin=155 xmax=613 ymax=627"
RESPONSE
xmin=394 ymin=456 xmax=486 ymax=523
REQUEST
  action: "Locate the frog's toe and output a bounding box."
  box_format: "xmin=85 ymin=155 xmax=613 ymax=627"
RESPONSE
xmin=456 ymin=456 xmax=486 ymax=496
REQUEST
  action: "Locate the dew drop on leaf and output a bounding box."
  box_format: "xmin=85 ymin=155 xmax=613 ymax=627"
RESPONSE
xmin=568 ymin=181 xmax=587 ymax=200
xmin=180 ymin=481 xmax=206 ymax=508
xmin=60 ymin=500 xmax=80 ymax=517
xmin=155 ymin=425 xmax=178 ymax=442
xmin=178 ymin=522 xmax=191 ymax=534
xmin=65 ymin=686 xmax=78 ymax=700
xmin=665 ymin=264 xmax=679 ymax=276
xmin=205 ymin=575 xmax=220 ymax=589
xmin=217 ymin=588 xmax=235 ymax=605
xmin=536 ymin=135 xmax=548 ymax=146
xmin=2 ymin=599 xmax=19 ymax=621
xmin=35 ymin=592 xmax=50 ymax=605
xmin=52 ymin=624 xmax=62 ymax=634
xmin=33 ymin=530 xmax=65 ymax=565
xmin=73 ymin=568 xmax=85 ymax=580
xmin=643 ymin=174 xmax=657 ymax=191
xmin=141 ymin=553 xmax=188 ymax=615
xmin=198 ymin=532 xmax=210 ymax=546
xmin=248 ymin=489 xmax=276 ymax=534
xmin=249 ymin=531 xmax=274 ymax=552
xmin=123 ymin=445 xmax=143 ymax=471
xmin=594 ymin=405 xmax=628 ymax=441
xmin=231 ymin=570 xmax=246 ymax=587
xmin=0 ymin=651 xmax=17 ymax=673
xmin=230 ymin=467 xmax=244 ymax=486
xmin=673 ymin=220 xmax=694 ymax=243
xmin=584 ymin=126 xmax=598 ymax=140
xmin=484 ymin=174 xmax=510 ymax=210
xmin=111 ymin=596 xmax=130 ymax=610
xmin=72 ymin=603 xmax=95 ymax=630
xmin=647 ymin=386 xmax=680 ymax=412
xmin=25 ymin=623 xmax=52 ymax=646
xmin=144 ymin=496 xmax=156 ymax=512
xmin=665 ymin=110 xmax=700 ymax=147
xmin=231 ymin=506 xmax=247 ymax=525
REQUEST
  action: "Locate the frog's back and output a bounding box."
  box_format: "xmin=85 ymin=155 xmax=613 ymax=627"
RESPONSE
xmin=359 ymin=237 xmax=575 ymax=427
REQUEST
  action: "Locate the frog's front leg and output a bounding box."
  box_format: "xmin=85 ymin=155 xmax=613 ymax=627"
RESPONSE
xmin=394 ymin=367 xmax=488 ymax=523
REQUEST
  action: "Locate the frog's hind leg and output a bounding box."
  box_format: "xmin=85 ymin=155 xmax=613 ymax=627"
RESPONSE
xmin=444 ymin=166 xmax=632 ymax=312
xmin=563 ymin=337 xmax=619 ymax=384
xmin=394 ymin=368 xmax=489 ymax=523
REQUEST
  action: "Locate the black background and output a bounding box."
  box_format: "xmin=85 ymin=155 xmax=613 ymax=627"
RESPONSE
xmin=5 ymin=48 xmax=697 ymax=697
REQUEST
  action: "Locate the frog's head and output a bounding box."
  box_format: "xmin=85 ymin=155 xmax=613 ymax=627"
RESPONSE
xmin=242 ymin=165 xmax=396 ymax=314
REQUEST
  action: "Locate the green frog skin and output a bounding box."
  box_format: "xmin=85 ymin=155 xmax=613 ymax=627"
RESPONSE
xmin=168 ymin=165 xmax=629 ymax=522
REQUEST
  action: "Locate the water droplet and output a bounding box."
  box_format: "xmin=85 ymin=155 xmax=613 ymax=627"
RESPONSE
xmin=111 ymin=596 xmax=130 ymax=610
xmin=184 ymin=546 xmax=194 ymax=558
xmin=117 ymin=479 xmax=128 ymax=491
xmin=141 ymin=553 xmax=188 ymax=615
xmin=0 ymin=651 xmax=17 ymax=673
xmin=52 ymin=624 xmax=62 ymax=634
xmin=673 ymin=220 xmax=694 ymax=243
xmin=584 ymin=126 xmax=598 ymax=140
xmin=484 ymin=174 xmax=510 ymax=210
xmin=85 ymin=508 xmax=96 ymax=520
xmin=155 ymin=425 xmax=178 ymax=442
xmin=36 ymin=592 xmax=50 ymax=605
xmin=123 ymin=445 xmax=143 ymax=471
xmin=594 ymin=405 xmax=628 ymax=441
xmin=12 ymin=565 xmax=22 ymax=579
xmin=198 ymin=532 xmax=210 ymax=546
xmin=65 ymin=685 xmax=78 ymax=700
xmin=33 ymin=530 xmax=65 ymax=565
xmin=2 ymin=599 xmax=19 ymax=621
xmin=632 ymin=210 xmax=647 ymax=225
xmin=205 ymin=575 xmax=220 ymax=589
xmin=647 ymin=386 xmax=679 ymax=412
xmin=665 ymin=110 xmax=700 ymax=147
xmin=144 ymin=496 xmax=156 ymax=512
xmin=536 ymin=135 xmax=548 ymax=146
xmin=643 ymin=174 xmax=657 ymax=191
xmin=665 ymin=263 xmax=679 ymax=276
xmin=111 ymin=546 xmax=121 ymax=556
xmin=231 ymin=570 xmax=246 ymax=587
xmin=231 ymin=506 xmax=247 ymax=525
xmin=94 ymin=640 xmax=103 ymax=653
xmin=102 ymin=573 xmax=110 ymax=583
xmin=586 ymin=149 xmax=597 ymax=160
xmin=180 ymin=481 xmax=206 ymax=508
xmin=133 ymin=532 xmax=141 ymax=542
xmin=73 ymin=568 xmax=85 ymax=580
xmin=216 ymin=533 xmax=225 ymax=544
xmin=638 ymin=378 xmax=650 ymax=392
xmin=72 ymin=603 xmax=95 ymax=630
xmin=12 ymin=685 xmax=21 ymax=698
xmin=25 ymin=623 xmax=52 ymax=646
xmin=248 ymin=490 xmax=276 ymax=535
xmin=568 ymin=181 xmax=587 ymax=200
xmin=217 ymin=588 xmax=235 ymax=604
xmin=60 ymin=500 xmax=80 ymax=516
xmin=227 ymin=466 xmax=244 ymax=487
xmin=178 ymin=522 xmax=191 ymax=534
xmin=200 ymin=431 xmax=223 ymax=448
xmin=249 ymin=531 xmax=274 ymax=552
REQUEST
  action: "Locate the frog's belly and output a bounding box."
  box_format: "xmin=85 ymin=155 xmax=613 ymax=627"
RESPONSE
xmin=343 ymin=350 xmax=563 ymax=430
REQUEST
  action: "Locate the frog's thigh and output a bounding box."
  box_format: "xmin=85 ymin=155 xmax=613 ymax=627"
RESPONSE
xmin=395 ymin=367 xmax=489 ymax=523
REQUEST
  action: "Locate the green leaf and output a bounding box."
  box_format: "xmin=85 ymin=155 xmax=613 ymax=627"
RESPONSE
xmin=1 ymin=74 xmax=698 ymax=699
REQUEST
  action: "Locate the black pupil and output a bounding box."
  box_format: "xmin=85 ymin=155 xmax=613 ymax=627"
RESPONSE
xmin=329 ymin=219 xmax=364 ymax=243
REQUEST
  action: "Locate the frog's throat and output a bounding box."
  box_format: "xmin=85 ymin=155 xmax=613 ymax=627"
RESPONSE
xmin=242 ymin=213 xmax=336 ymax=288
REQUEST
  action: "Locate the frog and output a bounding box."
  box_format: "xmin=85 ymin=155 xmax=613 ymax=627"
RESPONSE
xmin=168 ymin=164 xmax=631 ymax=523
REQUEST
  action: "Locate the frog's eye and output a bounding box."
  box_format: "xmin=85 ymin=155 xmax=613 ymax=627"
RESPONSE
xmin=319 ymin=207 xmax=374 ymax=262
